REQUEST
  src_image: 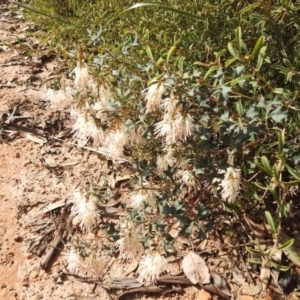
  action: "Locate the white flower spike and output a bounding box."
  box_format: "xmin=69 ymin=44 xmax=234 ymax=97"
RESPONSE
xmin=145 ymin=83 xmax=165 ymax=114
xmin=72 ymin=113 xmax=105 ymax=146
xmin=68 ymin=190 xmax=99 ymax=233
xmin=73 ymin=62 xmax=89 ymax=90
xmin=45 ymin=87 xmax=74 ymax=110
xmin=139 ymin=252 xmax=169 ymax=283
xmin=220 ymin=167 xmax=241 ymax=203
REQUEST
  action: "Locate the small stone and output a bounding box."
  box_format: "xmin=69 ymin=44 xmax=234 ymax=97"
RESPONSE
xmin=30 ymin=270 xmax=39 ymax=280
xmin=75 ymin=286 xmax=83 ymax=294
xmin=23 ymin=160 xmax=31 ymax=166
xmin=1 ymin=283 xmax=6 ymax=289
xmin=15 ymin=152 xmax=20 ymax=158
xmin=22 ymin=277 xmax=29 ymax=287
xmin=39 ymin=269 xmax=46 ymax=279
xmin=25 ymin=253 xmax=33 ymax=259
xmin=14 ymin=235 xmax=22 ymax=242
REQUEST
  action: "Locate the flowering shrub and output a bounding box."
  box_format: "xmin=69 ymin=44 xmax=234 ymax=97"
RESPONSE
xmin=26 ymin=0 xmax=300 ymax=280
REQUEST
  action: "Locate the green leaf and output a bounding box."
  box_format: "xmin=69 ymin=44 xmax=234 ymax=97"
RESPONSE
xmin=270 ymin=262 xmax=290 ymax=271
xmin=278 ymin=130 xmax=285 ymax=153
xmin=235 ymin=26 xmax=242 ymax=52
xmin=265 ymin=211 xmax=278 ymax=234
xmin=204 ymin=66 xmax=220 ymax=81
xmin=285 ymin=248 xmax=300 ymax=266
xmin=261 ymin=156 xmax=272 ymax=175
xmin=215 ymin=48 xmax=226 ymax=60
xmin=230 ymin=74 xmax=252 ymax=87
xmin=146 ymin=46 xmax=154 ymax=62
xmin=235 ymin=99 xmax=243 ymax=116
xmin=285 ymin=164 xmax=300 ymax=181
xmin=156 ymin=57 xmax=164 ymax=66
xmin=238 ymin=3 xmax=259 ymax=15
xmin=184 ymin=221 xmax=195 ymax=236
xmin=273 ymin=163 xmax=279 ymax=181
xmin=248 ymin=258 xmax=262 ymax=265
xmin=177 ymin=56 xmax=185 ymax=73
xmin=257 ymin=46 xmax=267 ymax=70
xmin=254 ymin=181 xmax=269 ymax=190
xmin=277 ymin=154 xmax=286 ymax=165
xmin=220 ymin=85 xmax=232 ymax=101
xmin=269 ymin=106 xmax=288 ymax=123
xmin=167 ymin=45 xmax=177 ymax=65
xmin=246 ymin=246 xmax=263 ymax=255
xmin=225 ymin=57 xmax=239 ymax=68
xmin=228 ymin=42 xmax=239 ymax=59
xmin=250 ymin=36 xmax=265 ymax=60
xmin=277 ymin=239 xmax=294 ymax=251
xmin=268 ymin=186 xmax=279 ymax=201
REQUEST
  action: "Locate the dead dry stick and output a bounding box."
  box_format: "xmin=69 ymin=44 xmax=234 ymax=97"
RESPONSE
xmin=40 ymin=207 xmax=73 ymax=269
xmin=117 ymin=286 xmax=164 ymax=300
xmin=157 ymin=275 xmax=231 ymax=300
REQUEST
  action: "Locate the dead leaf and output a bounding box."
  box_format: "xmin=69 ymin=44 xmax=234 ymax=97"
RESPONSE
xmin=211 ymin=274 xmax=230 ymax=297
xmin=42 ymin=200 xmax=65 ymax=213
xmin=222 ymin=257 xmax=262 ymax=296
xmin=43 ymin=157 xmax=57 ymax=168
xmin=24 ymin=132 xmax=47 ymax=144
xmin=124 ymin=258 xmax=139 ymax=276
xmin=243 ymin=214 xmax=268 ymax=239
xmin=197 ymin=288 xmax=211 ymax=300
xmin=241 ymin=283 xmax=262 ymax=296
xmin=260 ymin=259 xmax=271 ymax=290
xmin=182 ymin=251 xmax=210 ymax=285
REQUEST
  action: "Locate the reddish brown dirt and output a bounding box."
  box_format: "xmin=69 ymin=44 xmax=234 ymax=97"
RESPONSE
xmin=0 ymin=142 xmax=24 ymax=299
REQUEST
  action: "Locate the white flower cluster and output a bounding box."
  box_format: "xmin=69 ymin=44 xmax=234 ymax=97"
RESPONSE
xmin=68 ymin=190 xmax=99 ymax=233
xmin=129 ymin=190 xmax=150 ymax=208
xmin=153 ymin=94 xmax=195 ymax=144
xmin=139 ymin=252 xmax=169 ymax=283
xmin=115 ymin=219 xmax=143 ymax=261
xmin=145 ymin=83 xmax=165 ymax=114
xmin=44 ymin=87 xmax=74 ymax=110
xmin=176 ymin=170 xmax=198 ymax=192
xmin=213 ymin=167 xmax=241 ymax=203
xmin=73 ymin=62 xmax=89 ymax=90
xmin=64 ymin=245 xmax=105 ymax=277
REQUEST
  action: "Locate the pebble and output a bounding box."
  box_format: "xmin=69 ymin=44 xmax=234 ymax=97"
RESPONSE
xmin=13 ymin=235 xmax=22 ymax=242
xmin=30 ymin=270 xmax=39 ymax=280
xmin=1 ymin=283 xmax=6 ymax=289
xmin=23 ymin=159 xmax=31 ymax=166
xmin=39 ymin=269 xmax=46 ymax=279
xmin=25 ymin=252 xmax=33 ymax=259
xmin=75 ymin=286 xmax=83 ymax=294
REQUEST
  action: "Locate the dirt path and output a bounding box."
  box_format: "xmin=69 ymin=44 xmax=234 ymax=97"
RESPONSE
xmin=0 ymin=3 xmax=43 ymax=299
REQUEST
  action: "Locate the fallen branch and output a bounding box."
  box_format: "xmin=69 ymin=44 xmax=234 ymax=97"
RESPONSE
xmin=40 ymin=205 xmax=72 ymax=269
xmin=157 ymin=275 xmax=231 ymax=300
